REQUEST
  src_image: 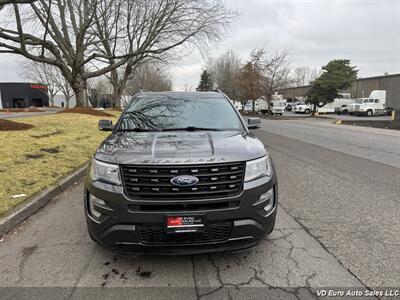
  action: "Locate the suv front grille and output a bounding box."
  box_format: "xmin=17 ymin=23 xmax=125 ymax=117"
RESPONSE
xmin=138 ymin=222 xmax=232 ymax=245
xmin=121 ymin=162 xmax=245 ymax=200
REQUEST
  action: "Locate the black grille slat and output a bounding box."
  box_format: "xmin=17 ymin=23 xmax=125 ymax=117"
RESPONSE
xmin=124 ymin=179 xmax=242 ymax=187
xmin=124 ymin=170 xmax=243 ymax=178
xmin=121 ymin=162 xmax=245 ymax=200
xmin=138 ymin=222 xmax=232 ymax=245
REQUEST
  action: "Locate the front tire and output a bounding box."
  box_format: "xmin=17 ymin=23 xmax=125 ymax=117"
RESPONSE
xmin=305 ymin=109 xmax=310 ymax=114
xmin=366 ymin=110 xmax=373 ymax=117
xmin=88 ymin=231 xmax=99 ymax=244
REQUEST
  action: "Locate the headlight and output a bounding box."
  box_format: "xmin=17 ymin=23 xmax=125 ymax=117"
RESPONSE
xmin=244 ymin=154 xmax=272 ymax=182
xmin=90 ymin=158 xmax=121 ymax=185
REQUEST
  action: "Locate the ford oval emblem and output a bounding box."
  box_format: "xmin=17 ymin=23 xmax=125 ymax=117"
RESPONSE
xmin=170 ymin=175 xmax=199 ymax=187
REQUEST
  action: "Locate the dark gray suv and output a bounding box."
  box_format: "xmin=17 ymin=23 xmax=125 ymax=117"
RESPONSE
xmin=85 ymin=91 xmax=277 ymax=255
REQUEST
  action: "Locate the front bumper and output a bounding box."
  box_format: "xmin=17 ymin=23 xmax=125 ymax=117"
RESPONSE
xmin=84 ymin=174 xmax=277 ymax=255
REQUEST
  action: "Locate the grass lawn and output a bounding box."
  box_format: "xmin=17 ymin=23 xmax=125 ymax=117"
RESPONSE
xmin=0 ymin=111 xmax=120 ymax=217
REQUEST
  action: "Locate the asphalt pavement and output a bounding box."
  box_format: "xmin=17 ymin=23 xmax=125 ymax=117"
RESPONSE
xmin=0 ymin=180 xmax=363 ymax=299
xmin=0 ymin=117 xmax=399 ymax=298
xmin=257 ymin=118 xmax=400 ymax=288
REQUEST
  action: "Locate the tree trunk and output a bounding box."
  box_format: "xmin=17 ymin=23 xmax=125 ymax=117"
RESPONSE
xmin=311 ymin=103 xmax=317 ymax=116
xmin=65 ymin=96 xmax=70 ymax=109
xmin=49 ymin=94 xmax=55 ymax=106
xmin=111 ymin=83 xmax=122 ymax=108
xmin=72 ymin=78 xmax=87 ymax=107
xmin=252 ymin=100 xmax=256 ymax=113
xmin=267 ymin=95 xmax=272 ymax=116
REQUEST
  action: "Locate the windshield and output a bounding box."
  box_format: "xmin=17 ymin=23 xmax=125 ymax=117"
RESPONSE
xmin=119 ymin=95 xmax=244 ymax=131
xmin=355 ymin=99 xmax=364 ymax=103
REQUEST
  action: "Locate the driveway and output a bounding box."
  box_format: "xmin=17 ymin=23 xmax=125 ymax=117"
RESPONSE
xmin=0 ymin=185 xmax=362 ymax=299
xmin=1 ymin=118 xmax=399 ymax=298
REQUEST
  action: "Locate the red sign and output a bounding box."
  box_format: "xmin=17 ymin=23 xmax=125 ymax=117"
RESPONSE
xmin=30 ymin=84 xmax=48 ymax=90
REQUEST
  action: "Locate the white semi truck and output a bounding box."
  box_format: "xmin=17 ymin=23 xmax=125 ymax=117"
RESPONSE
xmin=348 ymin=90 xmax=387 ymax=116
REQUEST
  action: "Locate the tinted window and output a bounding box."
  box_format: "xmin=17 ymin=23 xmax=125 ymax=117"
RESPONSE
xmin=120 ymin=95 xmax=244 ymax=130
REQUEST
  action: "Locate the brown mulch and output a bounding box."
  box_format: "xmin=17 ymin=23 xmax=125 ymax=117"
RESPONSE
xmin=0 ymin=108 xmax=44 ymax=113
xmin=0 ymin=119 xmax=34 ymax=131
xmin=57 ymin=107 xmax=113 ymax=117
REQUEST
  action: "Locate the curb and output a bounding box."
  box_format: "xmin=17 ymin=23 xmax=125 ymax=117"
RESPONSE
xmin=0 ymin=164 xmax=88 ymax=237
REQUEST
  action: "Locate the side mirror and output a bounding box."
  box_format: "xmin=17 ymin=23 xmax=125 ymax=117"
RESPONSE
xmin=98 ymin=120 xmax=114 ymax=131
xmin=247 ymin=117 xmax=261 ymax=129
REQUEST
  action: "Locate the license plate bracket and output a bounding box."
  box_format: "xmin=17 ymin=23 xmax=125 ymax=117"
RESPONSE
xmin=166 ymin=215 xmax=206 ymax=233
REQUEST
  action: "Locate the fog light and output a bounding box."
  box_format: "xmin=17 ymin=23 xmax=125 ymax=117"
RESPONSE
xmin=88 ymin=194 xmax=106 ymax=219
xmin=260 ymin=188 xmax=274 ymax=213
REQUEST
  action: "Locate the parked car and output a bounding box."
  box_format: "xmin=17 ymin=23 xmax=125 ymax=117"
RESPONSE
xmin=244 ymin=101 xmax=259 ymax=113
xmin=334 ymin=104 xmax=349 ymax=115
xmin=285 ymin=101 xmax=300 ymax=112
xmin=293 ymin=103 xmax=312 ymax=114
xmin=85 ymin=91 xmax=278 ymax=255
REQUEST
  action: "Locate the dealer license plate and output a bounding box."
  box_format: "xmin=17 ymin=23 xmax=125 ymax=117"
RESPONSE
xmin=166 ymin=215 xmax=205 ymax=233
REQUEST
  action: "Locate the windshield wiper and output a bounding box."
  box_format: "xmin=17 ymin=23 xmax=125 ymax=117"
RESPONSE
xmin=161 ymin=127 xmax=223 ymax=132
xmin=117 ymin=128 xmax=161 ymax=132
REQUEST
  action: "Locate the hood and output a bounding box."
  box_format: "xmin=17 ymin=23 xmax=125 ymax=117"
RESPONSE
xmin=95 ymin=131 xmax=266 ymax=165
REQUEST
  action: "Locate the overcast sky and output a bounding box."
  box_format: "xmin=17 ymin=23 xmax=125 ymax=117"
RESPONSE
xmin=170 ymin=0 xmax=400 ymax=90
xmin=0 ymin=0 xmax=399 ymax=91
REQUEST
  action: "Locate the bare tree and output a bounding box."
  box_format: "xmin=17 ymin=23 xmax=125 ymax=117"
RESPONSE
xmin=86 ymin=78 xmax=99 ymax=108
xmin=0 ymin=0 xmax=120 ymax=106
xmin=0 ymin=0 xmax=34 ymax=9
xmin=55 ymin=74 xmax=74 ymax=108
xmin=237 ymin=50 xmax=265 ymax=112
xmin=289 ymin=66 xmax=322 ymax=87
xmin=0 ymin=0 xmax=236 ymax=107
xmin=18 ymin=59 xmax=74 ymax=108
xmin=309 ymin=67 xmax=322 ymax=83
xmin=207 ymin=50 xmax=242 ymax=100
xmin=257 ymin=49 xmax=291 ymax=115
xmin=124 ymin=63 xmax=172 ymax=96
xmin=93 ymin=0 xmax=236 ymax=107
xmin=18 ymin=60 xmax=60 ymax=106
xmin=291 ymin=66 xmax=310 ymax=87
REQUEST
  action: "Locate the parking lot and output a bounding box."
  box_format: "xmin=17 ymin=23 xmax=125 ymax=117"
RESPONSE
xmin=1 ymin=117 xmax=399 ymax=299
xmin=268 ymin=111 xmax=392 ymax=121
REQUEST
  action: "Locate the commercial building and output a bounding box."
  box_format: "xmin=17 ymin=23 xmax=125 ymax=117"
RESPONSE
xmin=277 ymin=73 xmax=400 ymax=109
xmin=0 ymin=82 xmax=49 ymax=109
